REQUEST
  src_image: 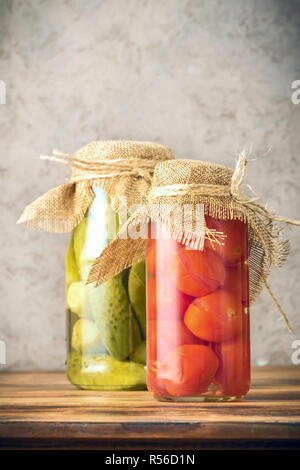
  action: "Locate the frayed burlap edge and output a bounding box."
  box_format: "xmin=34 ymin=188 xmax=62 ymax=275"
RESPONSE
xmin=17 ymin=140 xmax=174 ymax=232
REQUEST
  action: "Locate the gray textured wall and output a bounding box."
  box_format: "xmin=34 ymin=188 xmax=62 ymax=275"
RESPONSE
xmin=1 ymin=0 xmax=300 ymax=370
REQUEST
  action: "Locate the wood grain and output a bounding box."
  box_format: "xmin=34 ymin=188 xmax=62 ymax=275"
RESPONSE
xmin=0 ymin=367 xmax=299 ymax=449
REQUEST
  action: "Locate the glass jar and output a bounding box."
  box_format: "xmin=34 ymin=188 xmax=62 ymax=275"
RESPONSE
xmin=146 ymin=216 xmax=250 ymax=401
xmin=66 ymin=186 xmax=146 ymax=390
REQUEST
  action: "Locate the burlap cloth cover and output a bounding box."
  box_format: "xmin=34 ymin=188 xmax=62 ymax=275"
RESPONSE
xmin=17 ymin=140 xmax=174 ymax=232
xmin=87 ymin=154 xmax=300 ymax=330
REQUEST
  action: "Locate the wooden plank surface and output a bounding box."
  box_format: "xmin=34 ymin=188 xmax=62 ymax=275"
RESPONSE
xmin=0 ymin=367 xmax=299 ymax=449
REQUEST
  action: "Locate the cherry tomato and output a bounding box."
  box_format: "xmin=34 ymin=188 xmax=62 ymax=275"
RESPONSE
xmin=146 ymin=233 xmax=178 ymax=276
xmin=184 ymin=289 xmax=243 ymax=342
xmin=147 ymin=320 xmax=201 ymax=362
xmin=146 ymin=274 xmax=194 ymax=321
xmin=224 ymin=262 xmax=249 ymax=306
xmin=160 ymin=345 xmax=219 ymax=397
xmin=206 ymin=216 xmax=248 ymax=267
xmin=213 ymin=332 xmax=250 ymax=397
xmin=170 ymin=243 xmax=226 ymax=298
xmin=147 ymin=363 xmax=167 ymax=396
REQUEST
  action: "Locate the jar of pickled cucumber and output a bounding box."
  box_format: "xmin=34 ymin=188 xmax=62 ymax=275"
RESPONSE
xmin=62 ymin=141 xmax=174 ymax=390
xmin=66 ymin=186 xmax=148 ymax=390
xmin=146 ymin=219 xmax=250 ymax=401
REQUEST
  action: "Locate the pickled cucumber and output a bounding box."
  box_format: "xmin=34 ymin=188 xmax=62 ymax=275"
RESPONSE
xmin=129 ymin=305 xmax=143 ymax=351
xmin=88 ymin=275 xmax=138 ymax=361
xmin=73 ymin=217 xmax=88 ymax=266
xmin=66 ymin=184 xmax=148 ymax=391
xmin=131 ymin=340 xmax=146 ymax=365
xmin=71 ymin=318 xmax=102 ymax=353
xmin=80 ymin=260 xmax=95 ymax=284
xmin=67 ymin=282 xmax=87 ymax=317
xmin=128 ymin=261 xmax=146 ymax=338
xmin=65 ymin=234 xmax=80 ymax=289
xmin=83 ymin=186 xmax=116 ymax=259
xmin=67 ymin=352 xmax=146 ymax=390
xmin=105 ymin=200 xmax=120 ymax=242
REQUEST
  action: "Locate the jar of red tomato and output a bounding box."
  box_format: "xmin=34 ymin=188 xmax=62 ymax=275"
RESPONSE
xmin=146 ymin=213 xmax=250 ymax=401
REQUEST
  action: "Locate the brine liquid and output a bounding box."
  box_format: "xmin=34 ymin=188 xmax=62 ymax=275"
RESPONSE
xmin=65 ymin=186 xmax=147 ymax=390
xmin=146 ymin=218 xmax=250 ymax=401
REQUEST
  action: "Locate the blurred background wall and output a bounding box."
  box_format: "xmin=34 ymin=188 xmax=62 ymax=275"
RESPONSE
xmin=0 ymin=0 xmax=300 ymax=370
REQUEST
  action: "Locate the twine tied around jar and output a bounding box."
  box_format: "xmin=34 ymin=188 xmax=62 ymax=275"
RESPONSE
xmin=148 ymin=154 xmax=300 ymax=228
xmin=17 ymin=140 xmax=174 ymax=232
xmin=87 ymin=153 xmax=300 ymax=331
xmin=41 ymin=149 xmax=158 ymax=185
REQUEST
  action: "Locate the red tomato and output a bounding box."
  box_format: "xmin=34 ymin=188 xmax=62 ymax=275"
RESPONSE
xmin=146 ymin=234 xmax=178 ymax=277
xmin=224 ymin=262 xmax=249 ymax=306
xmin=146 ymin=275 xmax=194 ymax=321
xmin=184 ymin=289 xmax=243 ymax=342
xmin=170 ymin=243 xmax=226 ymax=298
xmin=160 ymin=345 xmax=219 ymax=397
xmin=213 ymin=332 xmax=250 ymax=397
xmin=206 ymin=216 xmax=248 ymax=267
xmin=147 ymin=363 xmax=167 ymax=396
xmin=147 ymin=320 xmax=201 ymax=362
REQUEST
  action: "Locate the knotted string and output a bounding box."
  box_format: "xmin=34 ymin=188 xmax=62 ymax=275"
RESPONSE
xmin=149 ymin=152 xmax=300 ymax=228
xmin=41 ymin=148 xmax=157 ymax=185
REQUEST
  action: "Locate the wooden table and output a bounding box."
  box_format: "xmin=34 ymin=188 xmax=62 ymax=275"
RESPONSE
xmin=0 ymin=367 xmax=299 ymax=450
